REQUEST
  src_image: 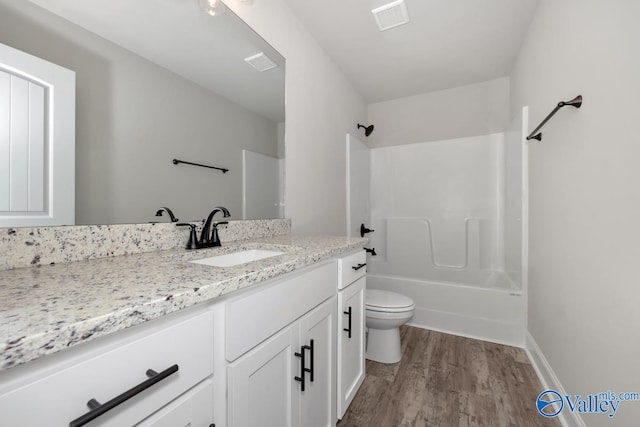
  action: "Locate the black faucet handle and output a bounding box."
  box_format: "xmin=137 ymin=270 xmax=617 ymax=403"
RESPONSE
xmin=360 ymin=224 xmax=375 ymax=237
xmin=208 ymin=222 xmax=227 ymax=248
xmin=176 ymin=223 xmax=199 ymax=250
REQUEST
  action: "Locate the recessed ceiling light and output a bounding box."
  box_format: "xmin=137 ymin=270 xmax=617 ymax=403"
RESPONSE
xmin=244 ymin=52 xmax=278 ymax=72
xmin=372 ymin=0 xmax=410 ymax=32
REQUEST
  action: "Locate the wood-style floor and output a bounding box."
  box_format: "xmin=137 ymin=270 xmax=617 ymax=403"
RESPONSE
xmin=337 ymin=326 xmax=560 ymax=427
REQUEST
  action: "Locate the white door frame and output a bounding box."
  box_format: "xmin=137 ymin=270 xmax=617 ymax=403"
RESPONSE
xmin=0 ymin=42 xmax=75 ymax=227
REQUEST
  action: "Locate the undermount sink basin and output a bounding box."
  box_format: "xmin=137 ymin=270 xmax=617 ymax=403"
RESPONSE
xmin=190 ymin=249 xmax=285 ymax=268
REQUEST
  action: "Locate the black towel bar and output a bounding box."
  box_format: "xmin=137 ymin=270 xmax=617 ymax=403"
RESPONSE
xmin=526 ymin=95 xmax=582 ymax=141
xmin=173 ymin=158 xmax=228 ymax=173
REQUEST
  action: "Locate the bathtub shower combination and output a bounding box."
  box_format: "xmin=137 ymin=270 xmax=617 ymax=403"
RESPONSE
xmin=366 ymin=109 xmax=528 ymax=346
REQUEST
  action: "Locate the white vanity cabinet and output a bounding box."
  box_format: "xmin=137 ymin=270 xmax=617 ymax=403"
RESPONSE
xmin=0 ymin=309 xmax=216 ymax=427
xmin=336 ymin=250 xmax=366 ymax=419
xmin=0 ymin=245 xmax=368 ymax=427
xmin=226 ymin=261 xmax=337 ymax=427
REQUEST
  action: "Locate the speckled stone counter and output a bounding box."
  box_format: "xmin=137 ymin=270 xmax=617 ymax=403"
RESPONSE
xmin=0 ymin=234 xmax=367 ymax=371
xmin=0 ymin=219 xmax=291 ymax=271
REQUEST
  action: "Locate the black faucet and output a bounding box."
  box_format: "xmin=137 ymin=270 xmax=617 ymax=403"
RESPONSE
xmin=176 ymin=207 xmax=230 ymax=250
xmin=155 ymin=207 xmax=179 ymax=222
xmin=199 ymin=206 xmax=230 ymax=247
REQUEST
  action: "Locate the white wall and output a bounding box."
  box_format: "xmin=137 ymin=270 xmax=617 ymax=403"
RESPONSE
xmin=228 ymin=0 xmax=367 ymax=235
xmin=511 ymin=1 xmax=640 ymax=425
xmin=367 ymin=77 xmax=510 ymax=148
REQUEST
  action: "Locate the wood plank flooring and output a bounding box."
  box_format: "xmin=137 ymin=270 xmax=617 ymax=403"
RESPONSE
xmin=337 ymin=326 xmax=560 ymax=427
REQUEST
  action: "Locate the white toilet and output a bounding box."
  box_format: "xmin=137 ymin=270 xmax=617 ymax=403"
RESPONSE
xmin=365 ymin=289 xmax=415 ymax=364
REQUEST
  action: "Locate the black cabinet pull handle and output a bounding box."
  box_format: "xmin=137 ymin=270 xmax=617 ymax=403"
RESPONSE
xmin=343 ymin=306 xmax=352 ymax=339
xmin=295 ymin=341 xmax=314 ymax=391
xmin=69 ymin=364 xmax=179 ymax=427
xmin=306 ymin=339 xmax=314 ymax=383
xmin=352 ymin=263 xmax=366 ymax=271
xmin=295 ymin=345 xmax=308 ymax=392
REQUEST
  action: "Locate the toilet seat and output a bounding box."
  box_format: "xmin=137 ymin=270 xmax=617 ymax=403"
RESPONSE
xmin=366 ymin=289 xmax=415 ymax=313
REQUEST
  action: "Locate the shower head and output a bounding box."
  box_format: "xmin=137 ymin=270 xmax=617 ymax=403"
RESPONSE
xmin=357 ymin=123 xmax=374 ymax=137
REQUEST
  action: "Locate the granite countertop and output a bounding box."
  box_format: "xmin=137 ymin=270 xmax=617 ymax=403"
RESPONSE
xmin=0 ymin=234 xmax=367 ymax=371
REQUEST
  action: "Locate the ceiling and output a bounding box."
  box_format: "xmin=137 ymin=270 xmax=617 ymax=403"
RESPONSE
xmin=28 ymin=0 xmax=286 ymax=122
xmin=26 ymin=0 xmax=539 ymax=114
xmin=283 ymin=0 xmax=539 ymax=103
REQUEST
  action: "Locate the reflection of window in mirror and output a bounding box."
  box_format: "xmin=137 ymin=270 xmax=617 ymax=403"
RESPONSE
xmin=0 ymin=0 xmax=285 ymax=227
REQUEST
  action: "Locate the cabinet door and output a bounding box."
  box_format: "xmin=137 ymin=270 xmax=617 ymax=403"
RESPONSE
xmin=337 ymin=277 xmax=366 ymax=419
xmin=298 ymin=297 xmax=336 ymax=427
xmin=228 ymin=325 xmax=299 ymax=427
xmin=137 ymin=379 xmax=213 ymax=427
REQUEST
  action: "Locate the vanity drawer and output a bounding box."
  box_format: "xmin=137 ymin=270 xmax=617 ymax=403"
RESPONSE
xmin=337 ymin=250 xmax=366 ymax=289
xmin=0 ymin=310 xmax=214 ymax=427
xmin=226 ymin=260 xmax=336 ymax=361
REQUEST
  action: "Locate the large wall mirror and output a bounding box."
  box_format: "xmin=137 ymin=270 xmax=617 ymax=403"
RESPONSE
xmin=0 ymin=0 xmax=285 ymax=226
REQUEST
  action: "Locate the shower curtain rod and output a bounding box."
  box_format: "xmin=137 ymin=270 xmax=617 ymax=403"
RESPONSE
xmin=526 ymin=95 xmax=582 ymax=141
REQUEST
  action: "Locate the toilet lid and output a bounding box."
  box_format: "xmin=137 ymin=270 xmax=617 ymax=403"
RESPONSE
xmin=366 ymin=289 xmax=415 ymax=312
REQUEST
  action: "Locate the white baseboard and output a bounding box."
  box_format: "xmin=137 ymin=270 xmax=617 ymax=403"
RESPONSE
xmin=409 ymin=307 xmax=525 ymax=348
xmin=524 ymin=332 xmax=586 ymax=427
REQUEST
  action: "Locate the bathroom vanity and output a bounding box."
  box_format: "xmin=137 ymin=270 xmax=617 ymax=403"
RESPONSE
xmin=0 ymin=232 xmax=367 ymax=427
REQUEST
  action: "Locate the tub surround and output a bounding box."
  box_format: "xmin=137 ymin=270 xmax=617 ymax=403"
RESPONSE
xmin=367 ymin=274 xmax=526 ymax=347
xmin=0 ymin=219 xmax=291 ymax=271
xmin=0 ymin=228 xmax=367 ymax=371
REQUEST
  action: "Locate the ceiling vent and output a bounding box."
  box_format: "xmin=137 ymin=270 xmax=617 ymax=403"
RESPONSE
xmin=372 ymin=0 xmax=410 ymax=32
xmin=244 ymin=52 xmax=278 ymax=72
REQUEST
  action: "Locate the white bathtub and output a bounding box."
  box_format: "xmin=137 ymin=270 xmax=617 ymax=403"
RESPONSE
xmin=367 ymin=272 xmax=526 ymax=346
